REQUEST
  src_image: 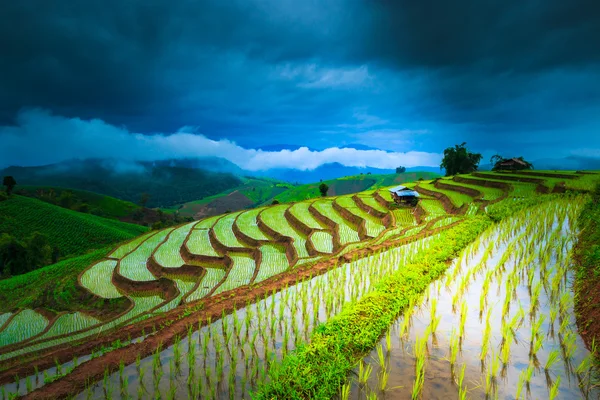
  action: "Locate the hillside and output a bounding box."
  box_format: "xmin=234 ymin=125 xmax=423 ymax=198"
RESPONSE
xmin=1 ymin=159 xmax=243 ymax=208
xmin=0 ymin=170 xmax=599 ymax=399
xmin=0 ymin=195 xmax=148 ymax=260
xmin=269 ymin=171 xmax=440 ymax=204
xmin=165 ymin=177 xmax=293 ymax=218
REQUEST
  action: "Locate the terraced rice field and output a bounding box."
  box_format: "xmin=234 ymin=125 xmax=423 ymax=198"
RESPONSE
xmin=336 ymin=196 xmax=385 ymax=237
xmin=289 ymin=202 xmax=325 ymax=230
xmin=235 ymin=208 xmax=270 ymax=241
xmin=186 ymin=229 xmax=221 ymax=257
xmin=213 ymin=211 xmax=249 ymax=248
xmin=2 ymin=171 xmax=598 ymax=400
xmin=260 ymin=205 xmax=310 ymax=258
xmin=419 ymin=181 xmax=474 ymax=208
xmin=312 ymin=200 xmax=361 ymax=245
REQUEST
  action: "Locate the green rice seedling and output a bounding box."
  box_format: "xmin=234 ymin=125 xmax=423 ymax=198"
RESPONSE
xmin=358 ymin=360 xmax=373 ymax=387
xmin=103 ymin=367 xmax=113 ymax=400
xmin=457 ymin=364 xmax=467 ymax=397
xmin=559 ymin=315 xmax=570 ymax=336
xmin=459 ymin=300 xmax=468 ymax=341
xmin=339 ymin=383 xmax=351 ymax=400
xmin=545 ymin=348 xmax=560 ymax=371
xmin=549 ymin=375 xmax=561 ymax=400
xmin=386 ymin=329 xmax=392 ymax=351
xmin=564 ymin=331 xmax=577 ymax=359
xmin=516 ymin=368 xmax=526 ymax=399
xmin=501 ymin=331 xmax=513 ymax=366
xmin=25 ymin=375 xmax=32 ymax=393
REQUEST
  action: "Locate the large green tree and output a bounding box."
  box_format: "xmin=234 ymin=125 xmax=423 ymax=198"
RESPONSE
xmin=440 ymin=143 xmax=483 ymax=176
xmin=319 ymin=183 xmax=329 ymax=197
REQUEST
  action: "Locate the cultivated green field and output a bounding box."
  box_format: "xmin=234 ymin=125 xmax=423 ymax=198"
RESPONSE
xmin=1 ymin=170 xmax=598 ymax=400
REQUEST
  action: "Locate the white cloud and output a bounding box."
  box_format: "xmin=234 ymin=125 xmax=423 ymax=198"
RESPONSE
xmin=0 ymin=109 xmax=442 ymax=170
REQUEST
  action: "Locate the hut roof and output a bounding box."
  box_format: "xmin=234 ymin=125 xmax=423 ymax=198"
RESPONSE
xmin=395 ymin=190 xmax=420 ymax=197
xmin=389 ymin=185 xmax=411 ymax=193
xmin=500 ymin=158 xmax=528 ymax=166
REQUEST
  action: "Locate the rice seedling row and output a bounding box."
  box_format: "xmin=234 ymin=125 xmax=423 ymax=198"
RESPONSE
xmin=185 ymin=229 xmax=220 ymax=257
xmin=260 ymin=205 xmax=310 ymax=258
xmin=119 ymin=228 xmax=174 ymax=281
xmin=253 ymin=244 xmax=289 ymax=283
xmin=153 ymin=221 xmax=197 ymax=269
xmin=419 ymin=199 xmax=446 ymax=220
xmin=312 ymin=200 xmax=361 ymax=245
xmin=0 ymin=310 xmax=48 ymax=348
xmin=212 ymin=211 xmax=249 ymax=248
xmin=310 ymin=231 xmax=334 ymax=253
xmin=213 ymin=254 xmax=256 ymax=295
xmin=418 ymin=181 xmax=474 ymax=208
xmin=289 ymin=202 xmax=325 ymax=230
xmin=349 ymin=197 xmax=598 ymax=400
xmin=80 ymin=259 xmax=122 ymax=299
xmin=336 ymin=196 xmax=385 ymax=237
xmin=393 ymin=208 xmax=416 ymax=227
xmin=193 ymin=215 xmax=221 ymax=229
xmin=356 ymin=194 xmax=389 ymax=214
xmin=185 ymin=268 xmax=227 ymax=303
xmin=108 ymin=231 xmax=158 ymax=260
xmin=442 ymin=179 xmax=505 ymax=200
xmin=235 ymin=208 xmax=270 ymax=241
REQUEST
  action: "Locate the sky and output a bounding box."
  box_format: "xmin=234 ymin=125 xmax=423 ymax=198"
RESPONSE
xmin=1 ymin=0 xmax=599 ymax=170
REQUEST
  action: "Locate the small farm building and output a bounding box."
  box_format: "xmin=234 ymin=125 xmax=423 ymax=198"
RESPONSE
xmin=389 ymin=185 xmax=420 ymax=206
xmin=496 ymin=158 xmax=529 ymax=171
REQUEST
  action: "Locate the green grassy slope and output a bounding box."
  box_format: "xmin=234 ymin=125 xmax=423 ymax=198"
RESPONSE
xmin=0 ymin=195 xmax=148 ymax=258
xmin=15 ymin=185 xmax=140 ymax=218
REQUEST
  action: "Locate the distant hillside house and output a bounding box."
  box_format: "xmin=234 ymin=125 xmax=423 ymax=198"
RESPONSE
xmin=389 ymin=185 xmax=420 ymax=206
xmin=496 ymin=158 xmax=530 ymax=171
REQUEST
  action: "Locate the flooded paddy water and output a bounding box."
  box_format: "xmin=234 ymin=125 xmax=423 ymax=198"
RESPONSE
xmin=349 ymin=198 xmax=599 ymax=399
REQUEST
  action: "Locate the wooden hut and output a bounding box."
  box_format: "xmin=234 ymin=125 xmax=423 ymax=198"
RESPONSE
xmin=389 ymin=185 xmax=420 ymax=206
xmin=496 ymin=158 xmax=529 ymax=171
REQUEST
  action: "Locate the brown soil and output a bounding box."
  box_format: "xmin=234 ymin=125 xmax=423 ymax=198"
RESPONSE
xmin=574 ymin=270 xmax=600 ymax=352
xmin=193 ymin=191 xmax=254 ymax=219
xmin=13 ymin=221 xmax=457 ymax=400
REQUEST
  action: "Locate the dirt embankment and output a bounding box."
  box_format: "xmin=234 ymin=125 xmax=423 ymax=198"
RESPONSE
xmin=332 ymin=200 xmax=369 ymax=240
xmin=308 ymin=204 xmax=343 ymax=252
xmin=256 ymin=211 xmax=298 ymax=266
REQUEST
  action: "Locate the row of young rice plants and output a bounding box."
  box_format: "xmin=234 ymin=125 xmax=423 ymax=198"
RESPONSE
xmin=356 ymin=194 xmax=389 ymax=214
xmin=36 ymin=313 xmax=101 ymax=342
xmin=194 ymin=215 xmax=221 ymax=229
xmin=419 ymin=199 xmax=446 ymax=220
xmin=254 ymin=244 xmax=289 ymax=284
xmin=80 ymin=259 xmax=122 ymax=299
xmin=70 ymin=237 xmax=435 ymax=400
xmin=153 ymin=222 xmax=198 ymax=269
xmin=260 ymin=205 xmax=310 ymax=258
xmin=0 ymin=292 xmax=167 ymax=396
xmin=393 ymin=208 xmax=417 ymax=227
xmin=184 ymin=266 xmax=226 ymax=303
xmin=310 ymin=231 xmax=334 ymax=254
xmin=212 ymin=211 xmax=249 ymax=249
xmin=235 ymin=208 xmax=270 ymax=241
xmin=418 ymin=181 xmax=474 ymax=208
xmin=185 ymin=229 xmax=221 ymax=257
xmin=0 ymin=314 xmax=12 ymax=330
xmin=108 ymin=231 xmax=158 ymax=259
xmin=347 ymin=196 xmax=598 ymax=399
xmin=252 ymin=212 xmax=495 ymax=398
xmin=440 ymin=179 xmax=505 ymax=201
xmin=119 ymin=229 xmax=174 ymax=282
xmin=212 ymin=254 xmax=256 ymax=295
xmin=289 ymin=202 xmax=326 ymax=230
xmin=335 ymin=196 xmax=385 ymax=238
xmin=0 ymin=309 xmax=48 ymax=348
xmin=312 ymin=200 xmax=361 ymax=245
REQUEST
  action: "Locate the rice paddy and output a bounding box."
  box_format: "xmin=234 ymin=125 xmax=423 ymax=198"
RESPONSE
xmin=1 ymin=171 xmax=597 ymax=400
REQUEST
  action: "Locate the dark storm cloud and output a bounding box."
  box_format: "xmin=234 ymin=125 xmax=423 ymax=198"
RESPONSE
xmin=0 ymin=0 xmax=599 ymax=163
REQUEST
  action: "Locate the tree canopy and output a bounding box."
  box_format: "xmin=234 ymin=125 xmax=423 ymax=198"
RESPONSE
xmin=440 ymin=143 xmax=483 ymax=176
xmin=396 ymin=166 xmax=406 ymax=174
xmin=319 ymin=183 xmax=329 ymax=197
xmin=3 ymin=176 xmax=16 ymax=195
